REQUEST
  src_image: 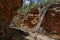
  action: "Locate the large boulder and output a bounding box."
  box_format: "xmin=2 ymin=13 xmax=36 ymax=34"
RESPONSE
xmin=0 ymin=0 xmax=29 ymax=40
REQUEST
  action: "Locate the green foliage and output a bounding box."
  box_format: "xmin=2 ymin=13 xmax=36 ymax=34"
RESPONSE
xmin=18 ymin=1 xmax=39 ymax=16
xmin=18 ymin=0 xmax=55 ymax=16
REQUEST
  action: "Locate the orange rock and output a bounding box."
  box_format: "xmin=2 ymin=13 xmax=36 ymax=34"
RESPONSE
xmin=0 ymin=0 xmax=23 ymax=25
xmin=41 ymin=6 xmax=60 ymax=35
xmin=0 ymin=0 xmax=23 ymax=39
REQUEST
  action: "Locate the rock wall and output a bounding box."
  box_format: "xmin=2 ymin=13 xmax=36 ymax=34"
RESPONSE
xmin=0 ymin=0 xmax=24 ymax=40
xmin=41 ymin=3 xmax=60 ymax=35
xmin=0 ymin=0 xmax=23 ymax=25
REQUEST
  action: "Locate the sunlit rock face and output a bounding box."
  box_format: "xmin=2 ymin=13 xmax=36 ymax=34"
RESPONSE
xmin=26 ymin=8 xmax=39 ymax=28
xmin=41 ymin=3 xmax=60 ymax=36
xmin=12 ymin=8 xmax=39 ymax=32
